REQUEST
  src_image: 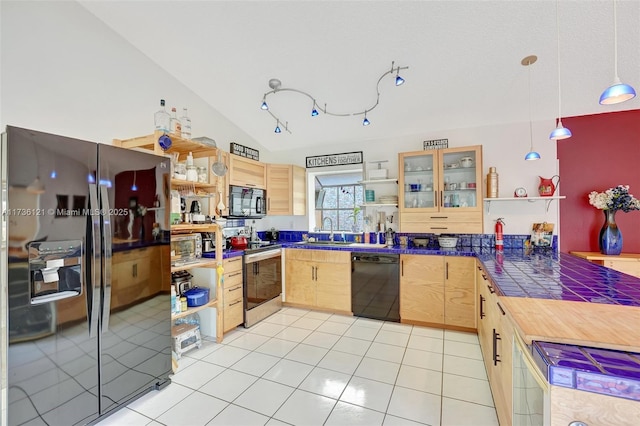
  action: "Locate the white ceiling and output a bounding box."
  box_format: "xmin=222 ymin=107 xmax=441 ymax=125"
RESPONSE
xmin=79 ymin=1 xmax=640 ymax=152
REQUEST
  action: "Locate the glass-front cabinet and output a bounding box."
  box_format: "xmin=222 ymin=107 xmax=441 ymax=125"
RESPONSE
xmin=398 ymin=145 xmax=483 ymax=234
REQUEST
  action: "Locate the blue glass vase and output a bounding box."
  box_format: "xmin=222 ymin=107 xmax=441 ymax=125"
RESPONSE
xmin=599 ymin=209 xmax=623 ymax=255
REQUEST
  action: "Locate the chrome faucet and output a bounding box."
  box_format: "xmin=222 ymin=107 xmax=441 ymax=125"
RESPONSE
xmin=322 ymin=217 xmax=334 ymax=241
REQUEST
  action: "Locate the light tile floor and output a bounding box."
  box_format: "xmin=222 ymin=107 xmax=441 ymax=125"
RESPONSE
xmin=97 ymin=307 xmax=499 ymax=426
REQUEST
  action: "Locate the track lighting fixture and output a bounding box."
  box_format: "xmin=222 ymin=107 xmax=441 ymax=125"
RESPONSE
xmin=599 ymin=0 xmax=636 ymax=105
xmin=522 ymin=55 xmax=541 ymax=161
xmin=260 ymin=61 xmax=408 ymax=133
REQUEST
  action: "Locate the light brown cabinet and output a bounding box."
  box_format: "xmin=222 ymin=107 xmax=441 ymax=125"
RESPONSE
xmin=284 ymin=249 xmax=351 ymax=313
xmin=229 ymin=154 xmax=267 ymax=189
xmin=398 ymin=145 xmax=483 ymax=234
xmin=400 ymin=254 xmax=476 ymax=330
xmin=266 ymin=164 xmax=306 ymax=216
xmin=571 ymin=251 xmax=640 ymax=279
xmin=476 ymin=260 xmax=512 ymax=426
xmin=222 ymin=256 xmax=244 ymax=333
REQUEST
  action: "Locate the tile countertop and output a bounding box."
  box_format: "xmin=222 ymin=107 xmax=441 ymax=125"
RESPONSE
xmin=279 ymin=242 xmax=640 ymax=401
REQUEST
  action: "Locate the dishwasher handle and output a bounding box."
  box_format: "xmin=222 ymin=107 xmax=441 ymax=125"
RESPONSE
xmin=352 ymin=253 xmax=399 ymax=264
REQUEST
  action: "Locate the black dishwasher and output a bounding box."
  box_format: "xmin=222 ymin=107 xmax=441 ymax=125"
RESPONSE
xmin=351 ymin=253 xmax=400 ymax=322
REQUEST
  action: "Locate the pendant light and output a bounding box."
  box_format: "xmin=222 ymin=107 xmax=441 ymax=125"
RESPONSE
xmin=523 ymin=55 xmax=541 ymax=161
xmin=599 ymin=0 xmax=636 ymax=105
xmin=131 ymin=170 xmax=138 ymax=191
xmin=549 ymin=0 xmax=572 ymax=140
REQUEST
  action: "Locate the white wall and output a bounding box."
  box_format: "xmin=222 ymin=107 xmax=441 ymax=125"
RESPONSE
xmin=261 ymin=119 xmax=561 ymax=236
xmin=0 ymin=0 xmax=263 ymax=152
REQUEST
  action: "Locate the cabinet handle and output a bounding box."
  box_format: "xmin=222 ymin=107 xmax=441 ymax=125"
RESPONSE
xmin=445 ymin=262 xmax=449 ymax=280
xmin=479 ymin=295 xmax=485 ymax=319
xmin=430 ymin=216 xmax=449 ymax=219
xmin=268 ymin=198 xmax=270 ymax=211
xmin=492 ymin=328 xmax=501 ymax=366
xmin=228 ymin=286 xmax=242 ymax=292
xmin=314 ymin=266 xmax=318 ymax=281
xmin=481 ymin=273 xmax=487 ymax=281
xmin=228 ymin=258 xmax=241 ymax=263
xmin=229 ymin=300 xmax=242 ymax=307
xmin=311 ymin=266 xmax=315 ymax=281
xmin=132 ymin=264 xmax=137 ymax=278
xmin=487 ymin=284 xmax=495 ymax=294
xmin=227 ymin=272 xmax=242 ymax=278
xmin=401 ymin=260 xmax=404 ymax=276
xmin=245 ymin=183 xmax=256 ymax=187
xmin=439 ymin=191 xmax=443 ymax=208
xmin=430 ymin=227 xmax=448 ymax=230
xmin=497 ymin=302 xmax=505 ymax=316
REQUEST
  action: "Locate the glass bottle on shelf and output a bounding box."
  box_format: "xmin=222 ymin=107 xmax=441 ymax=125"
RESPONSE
xmin=180 ymin=107 xmax=192 ymax=139
xmin=170 ymin=107 xmax=182 ymax=135
xmin=154 ymin=99 xmax=170 ymax=133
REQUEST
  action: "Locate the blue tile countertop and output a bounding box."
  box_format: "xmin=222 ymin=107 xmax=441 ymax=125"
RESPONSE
xmin=280 ymin=242 xmax=640 ymax=401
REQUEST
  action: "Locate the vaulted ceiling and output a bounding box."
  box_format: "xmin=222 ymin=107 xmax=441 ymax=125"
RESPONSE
xmin=79 ymin=1 xmax=640 ymax=152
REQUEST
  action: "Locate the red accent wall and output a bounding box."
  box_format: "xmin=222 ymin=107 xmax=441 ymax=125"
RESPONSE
xmin=558 ymin=109 xmax=640 ymax=253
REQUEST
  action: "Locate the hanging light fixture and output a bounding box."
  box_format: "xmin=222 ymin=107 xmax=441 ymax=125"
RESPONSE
xmin=522 ymin=55 xmax=541 ymax=161
xmin=259 ymin=60 xmax=408 ymax=133
xmin=599 ymin=0 xmax=636 ymax=105
xmin=549 ymin=0 xmax=572 ymax=140
xmin=131 ymin=170 xmax=138 ymax=191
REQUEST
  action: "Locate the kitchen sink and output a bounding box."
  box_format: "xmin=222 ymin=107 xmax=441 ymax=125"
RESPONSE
xmin=295 ymin=241 xmax=387 ymax=248
xmin=295 ymin=240 xmax=352 ymax=246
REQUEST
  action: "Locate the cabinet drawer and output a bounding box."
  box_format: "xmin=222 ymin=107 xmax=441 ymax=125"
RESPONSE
xmin=285 ymin=248 xmax=314 ymax=261
xmin=223 ymin=301 xmax=244 ymax=332
xmin=401 ymin=219 xmax=482 ymax=234
xmin=223 ymin=283 xmax=243 ymax=305
xmin=224 ymin=270 xmax=243 ymax=287
xmin=224 ymin=256 xmax=243 ymax=273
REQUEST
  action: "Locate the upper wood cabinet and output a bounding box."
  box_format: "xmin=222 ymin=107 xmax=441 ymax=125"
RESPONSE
xmin=398 ymin=145 xmax=483 ymax=234
xmin=229 ymin=154 xmax=267 ymax=188
xmin=266 ymin=164 xmax=307 ymax=216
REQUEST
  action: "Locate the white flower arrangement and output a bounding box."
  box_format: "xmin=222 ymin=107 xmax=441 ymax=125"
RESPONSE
xmin=588 ymin=185 xmax=640 ymax=213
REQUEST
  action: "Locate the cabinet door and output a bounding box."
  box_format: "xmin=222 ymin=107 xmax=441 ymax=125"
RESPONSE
xmin=285 ymin=259 xmax=316 ymax=306
xmin=444 ymin=256 xmax=476 ymax=329
xmin=398 ymin=151 xmax=439 ymax=212
xmin=494 ymin=299 xmax=513 ymax=426
xmin=229 ymin=154 xmax=266 ymax=188
xmin=400 ymin=255 xmax=444 ymax=323
xmin=266 ymin=164 xmax=294 ymax=215
xmin=439 ymin=146 xmax=483 ymax=212
xmin=315 ymin=252 xmax=351 ymax=312
xmin=476 ymin=262 xmax=493 ymax=370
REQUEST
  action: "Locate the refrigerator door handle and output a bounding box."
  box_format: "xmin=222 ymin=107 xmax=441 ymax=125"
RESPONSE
xmin=100 ymin=185 xmax=113 ymax=333
xmin=88 ymin=184 xmax=101 ymax=338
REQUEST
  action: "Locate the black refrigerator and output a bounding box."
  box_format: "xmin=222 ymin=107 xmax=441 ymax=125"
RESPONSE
xmin=1 ymin=126 xmax=172 ymax=425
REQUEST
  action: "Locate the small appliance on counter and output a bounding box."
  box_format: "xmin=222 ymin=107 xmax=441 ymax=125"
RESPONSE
xmin=171 ymin=270 xmax=193 ymax=295
xmin=265 ymin=228 xmax=280 ymax=242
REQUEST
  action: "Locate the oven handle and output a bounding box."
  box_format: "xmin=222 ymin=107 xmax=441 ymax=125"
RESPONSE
xmin=244 ymin=248 xmax=282 ymax=263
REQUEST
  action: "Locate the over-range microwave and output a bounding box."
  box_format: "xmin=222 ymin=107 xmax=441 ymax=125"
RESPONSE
xmin=227 ymin=185 xmax=266 ymax=218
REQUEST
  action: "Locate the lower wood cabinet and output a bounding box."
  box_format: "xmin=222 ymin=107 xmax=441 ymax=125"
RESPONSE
xmin=284 ymin=249 xmax=351 ymax=313
xmin=222 ymin=256 xmax=244 ymax=333
xmin=111 ymin=246 xmax=165 ymax=310
xmin=400 ymin=254 xmax=475 ymax=329
xmin=550 ymin=385 xmax=640 ymax=426
xmin=476 ymin=260 xmax=512 ymax=426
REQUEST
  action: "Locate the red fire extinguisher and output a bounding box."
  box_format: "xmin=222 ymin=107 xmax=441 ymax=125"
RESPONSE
xmin=495 ymin=218 xmax=505 ymax=251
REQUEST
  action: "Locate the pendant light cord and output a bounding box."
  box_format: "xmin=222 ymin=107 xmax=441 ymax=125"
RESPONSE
xmin=613 ymin=0 xmax=619 ymax=79
xmin=556 ymin=0 xmax=562 ymax=120
xmin=528 ymin=59 xmax=534 ymax=151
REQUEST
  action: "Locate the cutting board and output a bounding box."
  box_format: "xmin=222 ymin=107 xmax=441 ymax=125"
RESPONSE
xmin=500 ymin=297 xmax=640 ymax=352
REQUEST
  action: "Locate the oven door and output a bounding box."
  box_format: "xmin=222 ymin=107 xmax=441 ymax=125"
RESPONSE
xmin=243 ymin=248 xmax=282 ymax=327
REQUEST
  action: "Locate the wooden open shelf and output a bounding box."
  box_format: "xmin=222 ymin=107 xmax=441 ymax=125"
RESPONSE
xmin=113 ymin=131 xmax=219 ymax=158
xmin=171 ymin=259 xmax=219 ymax=273
xmin=171 ymin=298 xmax=218 ymax=320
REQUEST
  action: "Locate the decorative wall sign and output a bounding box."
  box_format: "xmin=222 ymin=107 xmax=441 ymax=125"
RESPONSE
xmin=231 ymin=142 xmax=259 ymax=161
xmin=423 ymin=139 xmax=449 ymax=150
xmin=306 ymin=151 xmax=363 ymax=168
